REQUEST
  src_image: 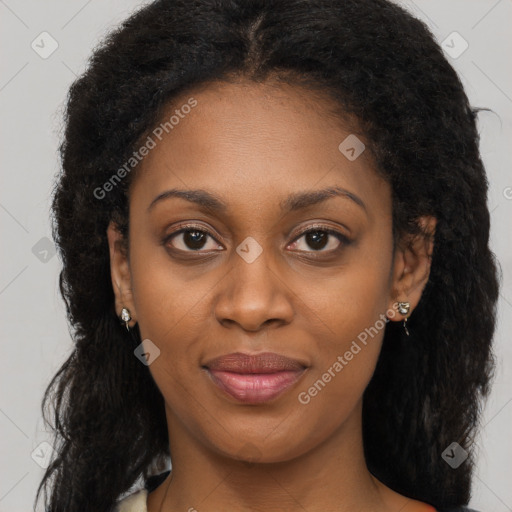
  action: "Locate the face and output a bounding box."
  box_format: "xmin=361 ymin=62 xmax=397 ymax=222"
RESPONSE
xmin=108 ymin=79 xmax=435 ymax=464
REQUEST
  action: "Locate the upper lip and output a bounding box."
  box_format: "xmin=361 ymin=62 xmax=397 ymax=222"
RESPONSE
xmin=204 ymin=352 xmax=307 ymax=374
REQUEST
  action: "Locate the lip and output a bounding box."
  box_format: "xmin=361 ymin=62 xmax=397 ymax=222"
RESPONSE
xmin=203 ymin=352 xmax=308 ymax=404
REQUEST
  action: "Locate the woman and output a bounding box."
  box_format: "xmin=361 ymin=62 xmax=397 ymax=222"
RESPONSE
xmin=35 ymin=0 xmax=500 ymax=511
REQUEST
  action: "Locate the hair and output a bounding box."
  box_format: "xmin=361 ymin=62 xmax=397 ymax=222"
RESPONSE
xmin=36 ymin=0 xmax=501 ymax=511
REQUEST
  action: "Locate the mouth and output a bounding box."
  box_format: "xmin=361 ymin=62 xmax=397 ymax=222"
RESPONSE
xmin=202 ymin=352 xmax=308 ymax=404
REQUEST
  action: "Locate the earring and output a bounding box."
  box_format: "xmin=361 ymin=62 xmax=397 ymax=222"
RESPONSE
xmin=396 ymin=301 xmax=410 ymax=336
xmin=120 ymin=307 xmax=131 ymax=331
xmin=403 ymin=317 xmax=410 ymax=336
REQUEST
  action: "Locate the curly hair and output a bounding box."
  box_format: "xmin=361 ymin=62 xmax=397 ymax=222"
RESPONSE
xmin=35 ymin=0 xmax=501 ymax=511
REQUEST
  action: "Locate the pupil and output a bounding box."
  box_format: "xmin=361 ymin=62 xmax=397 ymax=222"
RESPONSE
xmin=184 ymin=230 xmax=206 ymax=249
xmin=306 ymin=231 xmax=328 ymax=250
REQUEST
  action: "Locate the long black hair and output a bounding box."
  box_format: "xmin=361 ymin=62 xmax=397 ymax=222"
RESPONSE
xmin=36 ymin=1 xmax=501 ymax=510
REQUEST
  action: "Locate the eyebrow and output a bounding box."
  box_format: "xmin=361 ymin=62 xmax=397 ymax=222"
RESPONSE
xmin=147 ymin=185 xmax=367 ymax=214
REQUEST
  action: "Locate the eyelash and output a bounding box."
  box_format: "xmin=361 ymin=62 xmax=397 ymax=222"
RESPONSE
xmin=162 ymin=222 xmax=351 ymax=256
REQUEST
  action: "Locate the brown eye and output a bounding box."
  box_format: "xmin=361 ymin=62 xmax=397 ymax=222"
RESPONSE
xmin=164 ymin=226 xmax=223 ymax=252
xmin=288 ymin=227 xmax=349 ymax=253
xmin=180 ymin=230 xmax=208 ymax=250
xmin=304 ymin=231 xmax=329 ymax=250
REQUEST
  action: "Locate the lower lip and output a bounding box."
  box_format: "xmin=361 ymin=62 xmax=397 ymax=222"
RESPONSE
xmin=205 ymin=369 xmax=306 ymax=404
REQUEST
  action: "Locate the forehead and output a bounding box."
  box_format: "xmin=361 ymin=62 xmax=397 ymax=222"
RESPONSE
xmin=128 ymin=79 xmax=390 ymax=219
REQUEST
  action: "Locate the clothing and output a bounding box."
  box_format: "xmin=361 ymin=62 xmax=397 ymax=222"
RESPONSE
xmin=114 ymin=470 xmax=482 ymax=512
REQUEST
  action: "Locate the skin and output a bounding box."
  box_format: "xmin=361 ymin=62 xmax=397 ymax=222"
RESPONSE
xmin=107 ymin=79 xmax=436 ymax=512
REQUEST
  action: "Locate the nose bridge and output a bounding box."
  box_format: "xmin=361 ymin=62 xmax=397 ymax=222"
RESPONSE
xmin=234 ymin=235 xmax=275 ymax=291
xmin=213 ymin=235 xmax=293 ymax=329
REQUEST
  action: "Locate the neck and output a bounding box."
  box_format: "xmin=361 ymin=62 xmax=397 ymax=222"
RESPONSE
xmin=152 ymin=400 xmax=393 ymax=512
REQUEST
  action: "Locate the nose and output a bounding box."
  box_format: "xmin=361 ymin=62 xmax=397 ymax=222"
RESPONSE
xmin=213 ymin=243 xmax=294 ymax=332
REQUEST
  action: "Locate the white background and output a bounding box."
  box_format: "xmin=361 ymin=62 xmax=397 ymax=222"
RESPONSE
xmin=0 ymin=1 xmax=511 ymax=511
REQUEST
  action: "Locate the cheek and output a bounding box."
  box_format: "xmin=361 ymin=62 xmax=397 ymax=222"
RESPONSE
xmin=128 ymin=240 xmax=225 ymax=409
xmin=293 ymin=235 xmax=392 ymax=411
xmin=129 ymin=252 xmax=208 ymax=408
xmin=292 ymin=304 xmax=387 ymax=446
xmin=129 ymin=237 xmax=208 ymax=342
xmin=297 ymin=235 xmax=392 ymax=347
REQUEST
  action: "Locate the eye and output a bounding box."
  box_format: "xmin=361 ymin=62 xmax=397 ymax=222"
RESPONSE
xmin=288 ymin=225 xmax=349 ymax=253
xmin=163 ymin=223 xmax=350 ymax=255
xmin=164 ymin=224 xmax=223 ymax=252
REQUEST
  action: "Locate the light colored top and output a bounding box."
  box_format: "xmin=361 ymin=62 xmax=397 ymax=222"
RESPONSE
xmin=115 ymin=488 xmax=149 ymax=512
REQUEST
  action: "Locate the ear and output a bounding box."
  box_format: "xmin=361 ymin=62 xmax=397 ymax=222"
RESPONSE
xmin=107 ymin=220 xmax=137 ymax=328
xmin=387 ymin=216 xmax=436 ymax=321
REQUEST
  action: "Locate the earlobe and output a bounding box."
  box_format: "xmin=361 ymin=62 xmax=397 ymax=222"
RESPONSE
xmin=387 ymin=216 xmax=436 ymax=326
xmin=106 ymin=220 xmax=137 ymax=328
